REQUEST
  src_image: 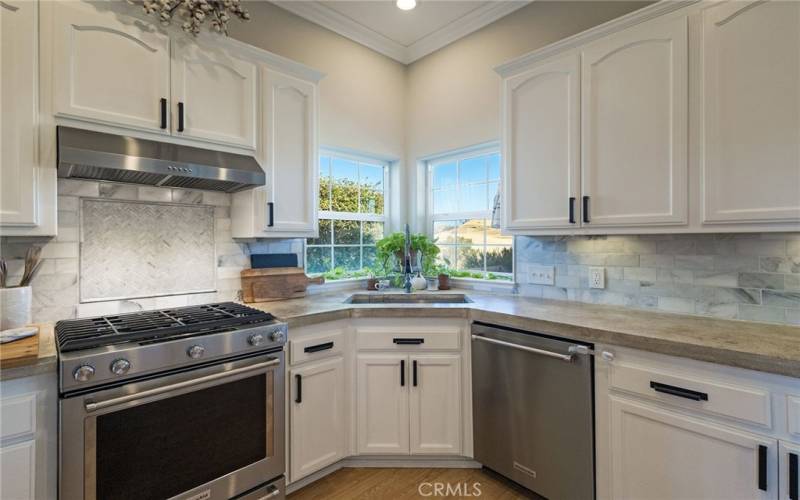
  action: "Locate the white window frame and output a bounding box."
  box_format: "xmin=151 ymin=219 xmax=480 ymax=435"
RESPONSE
xmin=424 ymin=142 xmax=514 ymax=282
xmin=306 ymin=148 xmax=391 ymax=276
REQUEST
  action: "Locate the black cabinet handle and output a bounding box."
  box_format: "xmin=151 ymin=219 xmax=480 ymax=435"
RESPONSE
xmin=582 ymin=196 xmax=590 ymax=223
xmin=267 ymin=202 xmax=274 ymax=227
xmin=177 ymin=102 xmax=185 ymax=132
xmin=295 ymin=374 xmax=302 ymax=404
xmin=160 ymin=98 xmax=167 ymax=129
xmin=400 ymin=360 xmax=405 ymax=387
xmin=304 ymin=342 xmax=334 ymax=353
xmin=569 ymin=197 xmax=576 ymax=224
xmin=649 ymin=381 xmax=708 ymax=402
xmin=790 ymin=452 xmax=798 ymax=500
xmin=758 ymin=445 xmax=768 ymax=491
xmin=393 ymin=338 xmax=424 ymax=345
xmin=412 ymin=360 xmax=418 ymax=387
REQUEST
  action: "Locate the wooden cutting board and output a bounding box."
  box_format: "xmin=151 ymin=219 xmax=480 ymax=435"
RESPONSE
xmin=0 ymin=328 xmax=40 ymax=369
xmin=241 ymin=267 xmax=324 ymax=303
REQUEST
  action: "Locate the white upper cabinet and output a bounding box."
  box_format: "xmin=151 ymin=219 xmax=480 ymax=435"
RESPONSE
xmin=171 ymin=40 xmax=257 ymax=149
xmin=503 ymin=52 xmax=580 ymax=230
xmin=258 ymin=68 xmax=318 ymax=236
xmin=50 ymin=1 xmax=171 ymax=134
xmin=700 ymin=0 xmax=800 ymax=224
xmin=580 ymin=14 xmax=688 ymax=227
xmin=1 ymin=0 xmax=39 ymax=227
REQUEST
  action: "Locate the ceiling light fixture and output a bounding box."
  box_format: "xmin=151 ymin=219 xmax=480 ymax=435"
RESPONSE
xmin=396 ymin=0 xmax=416 ymax=11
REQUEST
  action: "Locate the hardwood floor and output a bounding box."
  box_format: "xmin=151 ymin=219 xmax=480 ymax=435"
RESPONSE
xmin=288 ymin=467 xmax=538 ymax=500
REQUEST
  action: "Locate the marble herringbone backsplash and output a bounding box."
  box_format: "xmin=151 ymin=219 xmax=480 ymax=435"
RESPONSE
xmin=515 ymin=233 xmax=800 ymax=325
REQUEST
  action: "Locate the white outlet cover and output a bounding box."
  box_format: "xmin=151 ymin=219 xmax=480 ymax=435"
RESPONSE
xmin=529 ymin=265 xmax=555 ymax=285
xmin=589 ymin=267 xmax=605 ymax=289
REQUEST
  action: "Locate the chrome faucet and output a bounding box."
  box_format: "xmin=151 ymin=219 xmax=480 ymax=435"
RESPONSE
xmin=403 ymin=223 xmax=413 ymax=293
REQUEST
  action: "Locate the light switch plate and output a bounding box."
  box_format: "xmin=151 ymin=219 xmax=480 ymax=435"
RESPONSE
xmin=589 ymin=267 xmax=605 ymax=289
xmin=529 ymin=265 xmax=555 ymax=285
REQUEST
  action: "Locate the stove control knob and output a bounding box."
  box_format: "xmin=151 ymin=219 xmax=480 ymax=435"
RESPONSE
xmin=73 ymin=365 xmax=95 ymax=382
xmin=187 ymin=345 xmax=205 ymax=359
xmin=270 ymin=330 xmax=286 ymax=344
xmin=110 ymin=359 xmax=131 ymax=376
xmin=248 ymin=333 xmax=264 ymax=347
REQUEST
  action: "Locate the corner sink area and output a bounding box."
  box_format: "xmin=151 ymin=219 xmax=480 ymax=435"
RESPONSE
xmin=344 ymin=293 xmax=473 ymax=304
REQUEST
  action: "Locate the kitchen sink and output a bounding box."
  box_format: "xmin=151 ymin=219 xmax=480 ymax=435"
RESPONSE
xmin=344 ymin=293 xmax=473 ymax=304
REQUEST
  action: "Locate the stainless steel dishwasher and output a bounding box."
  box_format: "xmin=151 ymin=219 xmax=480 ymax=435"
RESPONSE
xmin=472 ymin=322 xmax=595 ymax=500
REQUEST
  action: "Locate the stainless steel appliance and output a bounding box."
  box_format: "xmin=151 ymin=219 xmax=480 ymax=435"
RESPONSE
xmin=57 ymin=126 xmax=265 ymax=192
xmin=471 ymin=322 xmax=595 ymax=499
xmin=56 ymin=303 xmax=287 ymax=500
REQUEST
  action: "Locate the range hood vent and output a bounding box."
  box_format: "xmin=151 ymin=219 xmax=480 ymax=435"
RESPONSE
xmin=57 ymin=127 xmax=265 ymax=193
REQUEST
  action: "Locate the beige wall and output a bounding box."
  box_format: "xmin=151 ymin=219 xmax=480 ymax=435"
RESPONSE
xmin=405 ymin=1 xmax=651 ymax=227
xmin=231 ymin=2 xmax=406 ymax=160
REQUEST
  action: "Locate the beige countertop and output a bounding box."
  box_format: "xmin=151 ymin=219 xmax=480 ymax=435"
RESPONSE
xmin=0 ymin=323 xmax=57 ymax=381
xmin=4 ymin=290 xmax=800 ymax=381
xmin=252 ymin=289 xmax=800 ymax=378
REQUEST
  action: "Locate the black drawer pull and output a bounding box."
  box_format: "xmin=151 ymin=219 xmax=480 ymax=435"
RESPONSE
xmin=790 ymin=452 xmax=798 ymax=499
xmin=304 ymin=342 xmax=334 ymax=353
xmin=177 ymin=101 xmax=185 ymax=132
xmin=649 ymin=381 xmax=708 ymax=402
xmin=295 ymin=374 xmax=302 ymax=404
xmin=758 ymin=444 xmax=767 ymax=491
xmin=569 ymin=197 xmax=576 ymax=224
xmin=159 ymin=98 xmax=167 ymax=129
xmin=393 ymin=338 xmax=424 ymax=345
xmin=267 ymin=202 xmax=274 ymax=227
xmin=400 ymin=360 xmax=405 ymax=387
xmin=582 ymin=195 xmax=590 ymax=223
xmin=412 ymin=360 xmax=418 ymax=387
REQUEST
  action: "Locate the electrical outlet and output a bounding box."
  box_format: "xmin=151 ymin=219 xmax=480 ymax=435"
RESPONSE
xmin=589 ymin=267 xmax=605 ymax=289
xmin=529 ymin=265 xmax=555 ymax=285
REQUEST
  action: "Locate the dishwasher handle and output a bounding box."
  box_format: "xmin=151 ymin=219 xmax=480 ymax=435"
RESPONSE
xmin=471 ymin=334 xmax=574 ymax=362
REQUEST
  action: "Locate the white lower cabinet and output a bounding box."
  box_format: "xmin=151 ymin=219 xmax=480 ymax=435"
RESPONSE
xmin=0 ymin=440 xmax=36 ymax=499
xmin=356 ymin=354 xmax=410 ymax=455
xmin=409 ymin=355 xmax=461 ymax=455
xmin=289 ymin=356 xmax=347 ymax=482
xmin=609 ymin=396 xmax=776 ymax=499
xmin=780 ymin=441 xmax=800 ymax=500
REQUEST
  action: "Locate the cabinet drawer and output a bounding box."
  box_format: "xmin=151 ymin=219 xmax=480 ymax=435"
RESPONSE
xmin=0 ymin=394 xmax=37 ymax=442
xmin=356 ymin=326 xmax=461 ymax=351
xmin=610 ymin=362 xmax=771 ymax=428
xmin=290 ymin=331 xmax=344 ymax=365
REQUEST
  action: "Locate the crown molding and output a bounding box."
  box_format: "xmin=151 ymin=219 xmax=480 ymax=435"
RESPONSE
xmin=274 ymin=1 xmax=531 ymax=65
xmin=494 ymin=0 xmax=699 ymax=77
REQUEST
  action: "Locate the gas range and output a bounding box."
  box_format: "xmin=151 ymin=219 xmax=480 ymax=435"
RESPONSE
xmin=55 ymin=302 xmax=287 ymax=394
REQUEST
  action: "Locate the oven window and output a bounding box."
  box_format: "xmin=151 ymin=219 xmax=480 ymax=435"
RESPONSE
xmin=95 ymin=374 xmax=267 ymax=500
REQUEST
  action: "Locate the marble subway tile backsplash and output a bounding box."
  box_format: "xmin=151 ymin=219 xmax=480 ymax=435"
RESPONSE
xmin=515 ymin=233 xmax=800 ymax=325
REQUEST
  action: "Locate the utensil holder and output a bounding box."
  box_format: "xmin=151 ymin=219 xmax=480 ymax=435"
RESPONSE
xmin=1 ymin=286 xmax=32 ymax=330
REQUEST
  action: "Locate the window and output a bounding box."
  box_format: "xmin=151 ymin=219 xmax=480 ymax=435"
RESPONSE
xmin=306 ymin=151 xmax=388 ymax=278
xmin=428 ymin=148 xmax=512 ymax=281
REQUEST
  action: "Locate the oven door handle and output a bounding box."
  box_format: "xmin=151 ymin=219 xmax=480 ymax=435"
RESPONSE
xmin=84 ymin=357 xmax=280 ymax=413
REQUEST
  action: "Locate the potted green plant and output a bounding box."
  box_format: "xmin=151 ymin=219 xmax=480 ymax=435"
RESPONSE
xmin=436 ymin=264 xmax=452 ymax=290
xmin=375 ymin=232 xmax=440 ymax=276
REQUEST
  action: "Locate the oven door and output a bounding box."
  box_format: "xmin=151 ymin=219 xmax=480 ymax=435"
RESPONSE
xmin=60 ymin=351 xmax=285 ymax=500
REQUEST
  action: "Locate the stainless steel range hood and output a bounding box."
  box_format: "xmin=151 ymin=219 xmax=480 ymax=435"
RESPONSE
xmin=57 ymin=127 xmax=265 ymax=193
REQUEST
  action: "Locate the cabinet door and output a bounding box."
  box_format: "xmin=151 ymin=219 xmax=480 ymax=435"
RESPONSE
xmin=581 ymin=15 xmax=688 ymax=227
xmin=171 ymin=41 xmax=257 ymax=149
xmin=409 ymin=355 xmax=461 ymax=455
xmin=290 ymin=357 xmax=346 ymax=482
xmin=700 ymin=0 xmax=800 ymax=224
xmin=0 ymin=440 xmax=35 ymax=499
xmin=503 ymin=53 xmax=580 ymax=230
xmin=356 ymin=354 xmax=409 ymax=455
xmin=780 ymin=441 xmax=800 ymax=500
xmin=50 ymin=1 xmax=170 ymax=133
xmin=261 ymin=68 xmax=318 ymax=236
xmin=610 ymin=397 xmax=776 ymax=499
xmin=0 ymin=0 xmax=38 ymax=227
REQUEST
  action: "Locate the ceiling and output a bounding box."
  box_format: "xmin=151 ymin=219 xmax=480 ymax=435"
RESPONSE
xmin=273 ymin=1 xmax=530 ymax=64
